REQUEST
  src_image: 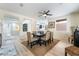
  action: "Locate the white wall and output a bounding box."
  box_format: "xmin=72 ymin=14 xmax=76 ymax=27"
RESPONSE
xmin=0 ymin=9 xmax=36 ymax=42
xmin=0 ymin=9 xmax=79 ymax=41
xmin=52 ymin=12 xmax=79 ymax=40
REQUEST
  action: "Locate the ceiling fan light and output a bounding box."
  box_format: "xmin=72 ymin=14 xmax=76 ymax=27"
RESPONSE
xmin=43 ymin=14 xmax=47 ymax=16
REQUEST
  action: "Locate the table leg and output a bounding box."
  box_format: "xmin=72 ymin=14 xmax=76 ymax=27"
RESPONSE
xmin=30 ymin=43 xmax=33 ymax=48
xmin=38 ymin=37 xmax=42 ymax=46
xmin=44 ymin=41 xmax=46 ymax=46
xmin=65 ymin=51 xmax=67 ymax=56
xmin=40 ymin=43 xmax=41 ymax=46
xmin=49 ymin=39 xmax=51 ymax=43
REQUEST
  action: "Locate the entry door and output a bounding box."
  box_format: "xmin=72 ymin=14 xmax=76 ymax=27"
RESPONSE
xmin=3 ymin=22 xmax=12 ymax=38
xmin=3 ymin=19 xmax=20 ymax=39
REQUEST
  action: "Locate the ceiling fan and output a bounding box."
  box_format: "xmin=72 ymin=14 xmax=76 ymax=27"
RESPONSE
xmin=38 ymin=10 xmax=52 ymax=18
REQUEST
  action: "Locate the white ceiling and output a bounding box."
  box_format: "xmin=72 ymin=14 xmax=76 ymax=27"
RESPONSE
xmin=0 ymin=3 xmax=79 ymax=19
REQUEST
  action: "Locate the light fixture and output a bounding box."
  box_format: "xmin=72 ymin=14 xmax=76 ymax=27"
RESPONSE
xmin=19 ymin=3 xmax=23 ymax=7
xmin=43 ymin=14 xmax=47 ymax=17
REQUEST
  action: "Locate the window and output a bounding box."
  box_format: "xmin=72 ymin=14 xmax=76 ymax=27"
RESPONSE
xmin=36 ymin=19 xmax=48 ymax=31
xmin=56 ymin=19 xmax=67 ymax=31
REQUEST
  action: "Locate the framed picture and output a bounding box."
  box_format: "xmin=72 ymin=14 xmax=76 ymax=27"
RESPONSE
xmin=23 ymin=24 xmax=28 ymax=32
xmin=48 ymin=21 xmax=55 ymax=28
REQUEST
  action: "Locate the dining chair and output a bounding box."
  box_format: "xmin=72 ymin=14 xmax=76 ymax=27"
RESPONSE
xmin=50 ymin=32 xmax=53 ymax=42
xmin=27 ymin=32 xmax=32 ymax=46
xmin=27 ymin=32 xmax=37 ymax=48
xmin=45 ymin=31 xmax=51 ymax=44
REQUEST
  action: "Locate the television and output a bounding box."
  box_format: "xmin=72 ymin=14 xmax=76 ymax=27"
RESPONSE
xmin=0 ymin=34 xmax=2 ymax=47
xmin=74 ymin=29 xmax=79 ymax=47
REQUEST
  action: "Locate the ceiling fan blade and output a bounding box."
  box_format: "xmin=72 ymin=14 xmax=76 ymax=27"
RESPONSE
xmin=38 ymin=14 xmax=43 ymax=17
xmin=38 ymin=11 xmax=43 ymax=14
xmin=47 ymin=14 xmax=52 ymax=16
xmin=39 ymin=11 xmax=45 ymax=15
xmin=46 ymin=10 xmax=50 ymax=14
xmin=38 ymin=10 xmax=52 ymax=17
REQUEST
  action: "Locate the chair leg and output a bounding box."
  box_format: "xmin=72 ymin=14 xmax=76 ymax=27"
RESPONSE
xmin=30 ymin=43 xmax=33 ymax=48
xmin=48 ymin=39 xmax=51 ymax=44
xmin=65 ymin=51 xmax=67 ymax=56
xmin=71 ymin=39 xmax=74 ymax=44
xmin=52 ymin=39 xmax=53 ymax=42
xmin=47 ymin=40 xmax=49 ymax=44
xmin=40 ymin=43 xmax=42 ymax=46
xmin=45 ymin=42 xmax=46 ymax=46
xmin=31 ymin=44 xmax=32 ymax=48
xmin=27 ymin=41 xmax=29 ymax=46
xmin=31 ymin=45 xmax=32 ymax=48
xmin=49 ymin=39 xmax=51 ymax=43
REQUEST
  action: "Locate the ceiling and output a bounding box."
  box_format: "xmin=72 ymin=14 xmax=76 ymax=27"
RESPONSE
xmin=0 ymin=3 xmax=79 ymax=19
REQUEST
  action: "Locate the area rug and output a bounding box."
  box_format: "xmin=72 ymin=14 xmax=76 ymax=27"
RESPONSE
xmin=22 ymin=39 xmax=59 ymax=56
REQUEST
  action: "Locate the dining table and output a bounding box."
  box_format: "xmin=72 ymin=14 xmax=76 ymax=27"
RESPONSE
xmin=30 ymin=31 xmax=46 ymax=48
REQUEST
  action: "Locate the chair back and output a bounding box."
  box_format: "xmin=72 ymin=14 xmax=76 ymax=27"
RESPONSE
xmin=50 ymin=32 xmax=53 ymax=41
xmin=27 ymin=32 xmax=32 ymax=43
xmin=46 ymin=31 xmax=51 ymax=40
